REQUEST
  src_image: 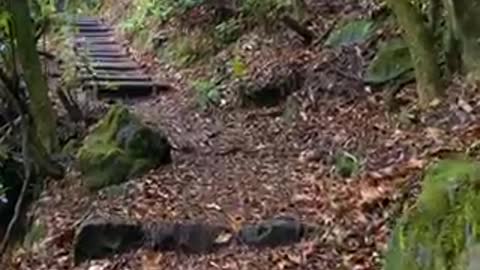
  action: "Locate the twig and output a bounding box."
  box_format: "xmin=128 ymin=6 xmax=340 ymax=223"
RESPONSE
xmin=0 ymin=115 xmax=31 ymax=256
xmin=328 ymin=66 xmax=363 ymax=82
xmin=313 ymin=18 xmax=339 ymax=47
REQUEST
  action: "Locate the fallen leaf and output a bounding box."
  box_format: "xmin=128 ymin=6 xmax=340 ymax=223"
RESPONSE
xmin=205 ymin=203 xmax=222 ymax=211
xmin=458 ymin=98 xmax=473 ymax=113
xmin=214 ymin=231 xmax=233 ymax=244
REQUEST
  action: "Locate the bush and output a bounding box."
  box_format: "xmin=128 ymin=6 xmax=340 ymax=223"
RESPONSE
xmin=193 ymin=79 xmax=221 ymax=109
xmin=240 ymin=0 xmax=291 ymax=25
xmin=120 ymin=0 xmax=205 ymax=34
xmin=164 ymin=32 xmax=214 ymax=66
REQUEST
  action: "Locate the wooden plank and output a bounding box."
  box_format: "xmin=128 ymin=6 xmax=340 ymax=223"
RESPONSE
xmin=86 ymin=52 xmax=129 ymax=58
xmin=84 ymin=81 xmax=155 ymax=97
xmin=75 ymin=36 xmax=116 ymax=42
xmin=75 ymin=44 xmax=124 ymax=51
xmin=78 ymin=68 xmax=145 ymax=77
xmin=75 ymin=39 xmax=117 ymax=46
xmin=75 ymin=22 xmax=101 ymax=27
xmin=79 ymin=74 xmax=152 ymax=82
xmin=78 ymin=26 xmax=113 ymax=33
xmin=77 ymin=62 xmax=140 ymax=71
xmin=76 ymin=32 xmax=114 ymax=38
xmin=86 ymin=57 xmax=132 ymax=63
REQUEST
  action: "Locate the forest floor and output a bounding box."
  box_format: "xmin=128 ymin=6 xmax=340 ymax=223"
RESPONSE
xmin=6 ymin=1 xmax=480 ymax=270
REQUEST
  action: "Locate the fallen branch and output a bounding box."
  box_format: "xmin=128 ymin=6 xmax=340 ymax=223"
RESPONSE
xmin=313 ymin=18 xmax=339 ymax=47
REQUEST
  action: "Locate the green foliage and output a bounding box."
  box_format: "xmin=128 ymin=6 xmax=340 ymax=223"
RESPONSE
xmin=193 ymin=78 xmax=221 ymax=109
xmin=120 ymin=0 xmax=204 ymax=34
xmin=214 ymin=18 xmax=242 ymax=45
xmin=65 ymin=0 xmax=101 ymax=13
xmin=0 ymin=9 xmax=12 ymax=35
xmin=175 ymin=0 xmax=204 ymax=12
xmin=240 ymin=0 xmax=291 ymax=23
xmin=230 ymin=55 xmax=248 ymax=78
xmin=365 ymin=38 xmax=414 ymax=84
xmin=120 ymin=0 xmax=174 ymax=33
xmin=164 ymin=33 xmax=214 ymax=67
xmin=334 ymin=151 xmax=360 ymax=178
xmin=325 ymin=19 xmax=375 ymax=47
xmin=385 ymin=159 xmax=480 ymax=270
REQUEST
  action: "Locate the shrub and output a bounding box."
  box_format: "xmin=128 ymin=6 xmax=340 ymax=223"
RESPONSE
xmin=193 ymin=79 xmax=221 ymax=109
xmin=164 ymin=32 xmax=214 ymax=66
xmin=240 ymin=0 xmax=291 ymax=26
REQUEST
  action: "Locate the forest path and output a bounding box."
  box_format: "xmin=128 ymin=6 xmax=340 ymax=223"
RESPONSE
xmin=10 ymin=11 xmax=474 ymax=269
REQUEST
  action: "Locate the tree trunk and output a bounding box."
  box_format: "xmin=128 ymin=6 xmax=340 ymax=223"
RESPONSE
xmin=450 ymin=0 xmax=480 ymax=80
xmin=386 ymin=0 xmax=442 ymax=107
xmin=7 ymin=0 xmax=57 ymax=153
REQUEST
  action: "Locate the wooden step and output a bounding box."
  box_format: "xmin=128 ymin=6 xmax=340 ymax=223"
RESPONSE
xmin=78 ymin=67 xmax=144 ymax=75
xmin=75 ymin=22 xmax=101 ymax=27
xmin=75 ymin=39 xmax=117 ymax=46
xmin=76 ymin=32 xmax=114 ymax=38
xmin=78 ymin=26 xmax=113 ymax=33
xmin=80 ymin=74 xmax=152 ymax=82
xmin=77 ymin=62 xmax=140 ymax=71
xmin=84 ymin=81 xmax=155 ymax=97
xmin=75 ymin=44 xmax=124 ymax=51
xmin=86 ymin=57 xmax=133 ymax=63
xmin=75 ymin=36 xmax=116 ymax=42
xmin=86 ymin=52 xmax=129 ymax=58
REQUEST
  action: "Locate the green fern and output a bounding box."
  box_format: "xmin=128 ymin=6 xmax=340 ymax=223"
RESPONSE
xmin=193 ymin=79 xmax=221 ymax=109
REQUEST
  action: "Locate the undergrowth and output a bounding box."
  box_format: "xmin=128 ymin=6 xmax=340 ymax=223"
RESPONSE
xmin=162 ymin=30 xmax=215 ymax=67
xmin=192 ymin=78 xmax=221 ymax=110
xmin=119 ymin=0 xmax=296 ymax=65
xmin=115 ymin=0 xmax=299 ymax=108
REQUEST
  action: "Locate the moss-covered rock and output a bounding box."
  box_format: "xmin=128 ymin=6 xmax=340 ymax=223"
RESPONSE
xmin=77 ymin=105 xmax=171 ymax=190
xmin=384 ymin=159 xmax=480 ymax=270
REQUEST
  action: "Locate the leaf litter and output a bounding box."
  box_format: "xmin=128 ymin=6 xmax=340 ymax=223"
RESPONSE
xmin=6 ymin=1 xmax=480 ymax=269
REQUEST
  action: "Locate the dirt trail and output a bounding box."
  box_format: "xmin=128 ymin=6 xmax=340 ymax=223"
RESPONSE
xmin=9 ymin=6 xmax=480 ymax=269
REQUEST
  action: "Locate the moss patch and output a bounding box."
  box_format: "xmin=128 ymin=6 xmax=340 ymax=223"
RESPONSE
xmin=77 ymin=105 xmax=171 ymax=190
xmin=384 ymin=159 xmax=480 ymax=270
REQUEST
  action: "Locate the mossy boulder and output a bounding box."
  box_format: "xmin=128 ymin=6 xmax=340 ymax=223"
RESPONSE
xmin=77 ymin=105 xmax=171 ymax=190
xmin=384 ymin=159 xmax=480 ymax=270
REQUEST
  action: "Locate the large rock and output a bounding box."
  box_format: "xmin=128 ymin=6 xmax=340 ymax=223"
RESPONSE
xmin=238 ymin=63 xmax=304 ymax=107
xmin=77 ymin=105 xmax=171 ymax=190
xmin=385 ymin=159 xmax=480 ymax=270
